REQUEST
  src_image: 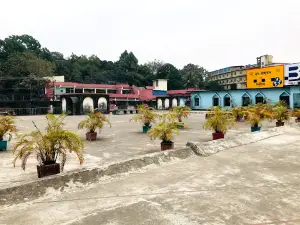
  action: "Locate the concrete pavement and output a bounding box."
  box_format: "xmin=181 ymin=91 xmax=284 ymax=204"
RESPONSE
xmin=1 ymin=126 xmax=300 ymax=225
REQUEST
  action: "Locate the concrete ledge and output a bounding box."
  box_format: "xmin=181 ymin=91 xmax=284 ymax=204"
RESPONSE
xmin=0 ymin=147 xmax=195 ymax=205
xmin=186 ymin=126 xmax=297 ymax=157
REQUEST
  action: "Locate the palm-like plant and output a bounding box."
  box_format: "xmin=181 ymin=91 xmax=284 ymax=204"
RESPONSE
xmin=292 ymin=108 xmax=300 ymax=120
xmin=170 ymin=106 xmax=191 ymax=122
xmin=130 ymin=104 xmax=157 ymax=126
xmin=231 ymin=106 xmax=245 ymax=121
xmin=272 ymin=103 xmax=290 ymax=123
xmin=244 ymin=104 xmax=273 ymax=128
xmin=148 ymin=113 xmax=179 ymax=143
xmin=203 ymin=106 xmax=234 ymax=133
xmin=0 ymin=116 xmax=17 ymax=141
xmin=78 ymin=112 xmax=111 ymax=133
xmin=13 ymin=114 xmax=84 ymax=171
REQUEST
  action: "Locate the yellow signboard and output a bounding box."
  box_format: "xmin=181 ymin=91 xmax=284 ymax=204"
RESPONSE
xmin=246 ymin=65 xmax=284 ymax=89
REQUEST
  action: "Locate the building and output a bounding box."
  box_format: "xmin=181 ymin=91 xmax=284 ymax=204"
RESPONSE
xmin=191 ymin=62 xmax=300 ymax=110
xmin=210 ymin=66 xmax=247 ymax=90
xmin=209 ymin=55 xmax=275 ymax=90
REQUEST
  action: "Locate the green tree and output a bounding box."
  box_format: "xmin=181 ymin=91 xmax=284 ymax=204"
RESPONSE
xmin=1 ymin=52 xmax=55 ymax=77
xmin=0 ymin=35 xmax=42 ymax=61
xmin=181 ymin=64 xmax=208 ymax=89
xmin=156 ymin=63 xmax=183 ymax=90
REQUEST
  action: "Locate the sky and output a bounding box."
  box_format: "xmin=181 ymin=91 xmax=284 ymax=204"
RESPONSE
xmin=1 ymin=0 xmax=300 ymax=71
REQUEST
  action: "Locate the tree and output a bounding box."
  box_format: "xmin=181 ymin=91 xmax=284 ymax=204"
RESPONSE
xmin=1 ymin=52 xmax=55 ymax=78
xmin=205 ymin=80 xmax=223 ymax=91
xmin=0 ymin=35 xmax=42 ymax=61
xmin=145 ymin=60 xmax=164 ymax=76
xmin=181 ymin=64 xmax=208 ymax=89
xmin=156 ymin=63 xmax=183 ymax=90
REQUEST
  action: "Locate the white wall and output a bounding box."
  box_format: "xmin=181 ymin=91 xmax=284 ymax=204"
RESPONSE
xmin=43 ymin=76 xmax=65 ymax=82
xmin=153 ymin=79 xmax=168 ymax=91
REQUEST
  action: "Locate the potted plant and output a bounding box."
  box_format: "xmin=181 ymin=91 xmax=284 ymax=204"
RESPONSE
xmin=13 ymin=114 xmax=84 ymax=178
xmin=244 ymin=104 xmax=273 ymax=132
xmin=130 ymin=105 xmax=157 ymax=133
xmin=170 ymin=105 xmax=191 ymax=129
xmin=78 ymin=112 xmax=111 ymax=141
xmin=0 ymin=116 xmax=17 ymax=151
xmin=203 ymin=106 xmax=234 ymax=140
xmin=272 ymin=101 xmax=290 ymax=127
xmin=231 ymin=106 xmax=245 ymax=122
xmin=292 ymin=108 xmax=300 ymax=123
xmin=148 ymin=113 xmax=179 ymax=150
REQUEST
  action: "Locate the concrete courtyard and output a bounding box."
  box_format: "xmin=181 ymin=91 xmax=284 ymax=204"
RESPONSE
xmin=0 ymin=113 xmax=278 ymax=189
xmin=1 ymin=125 xmax=300 ymax=224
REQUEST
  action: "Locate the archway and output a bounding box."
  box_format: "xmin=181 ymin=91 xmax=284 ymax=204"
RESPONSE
xmin=164 ymin=99 xmax=170 ymax=109
xmin=62 ymin=98 xmax=67 ymax=113
xmin=82 ymin=97 xmax=94 ymax=113
xmin=157 ymin=98 xmax=162 ymax=109
xmin=98 ymin=97 xmax=107 ymax=111
xmin=172 ymin=98 xmax=178 ymax=107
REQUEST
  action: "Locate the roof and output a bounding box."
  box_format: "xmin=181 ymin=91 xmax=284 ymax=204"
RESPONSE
xmin=54 ymin=82 xmax=130 ymax=89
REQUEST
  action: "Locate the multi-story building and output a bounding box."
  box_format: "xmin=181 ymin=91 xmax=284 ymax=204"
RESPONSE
xmin=209 ymin=55 xmax=274 ymax=90
xmin=210 ymin=66 xmax=247 ymax=90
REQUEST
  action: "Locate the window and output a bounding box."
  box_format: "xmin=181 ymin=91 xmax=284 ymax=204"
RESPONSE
xmin=96 ymin=89 xmax=106 ymax=93
xmin=194 ymin=96 xmax=200 ymax=106
xmin=75 ymin=89 xmax=83 ymax=93
xmin=224 ymin=95 xmax=231 ymax=107
xmin=255 ymin=94 xmax=264 ymax=104
xmin=107 ymin=89 xmax=117 ymax=94
xmin=240 ymin=71 xmax=242 ymax=74
xmin=254 ymin=79 xmax=257 ymax=83
xmin=271 ymin=78 xmax=275 ymax=81
xmin=156 ymin=80 xmax=159 ymax=87
xmin=262 ymin=78 xmax=265 ymax=82
xmin=213 ymin=96 xmax=219 ymax=106
xmin=242 ymin=95 xmax=250 ymax=106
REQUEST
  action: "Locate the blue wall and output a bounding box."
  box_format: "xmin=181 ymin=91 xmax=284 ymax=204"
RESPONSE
xmin=152 ymin=90 xmax=167 ymax=96
xmin=191 ymin=87 xmax=300 ymax=110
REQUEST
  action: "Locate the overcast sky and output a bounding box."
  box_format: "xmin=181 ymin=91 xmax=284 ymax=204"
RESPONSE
xmin=1 ymin=0 xmax=300 ymax=71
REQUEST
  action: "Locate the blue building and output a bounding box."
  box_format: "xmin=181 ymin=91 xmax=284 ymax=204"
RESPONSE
xmin=191 ymin=86 xmax=300 ymax=110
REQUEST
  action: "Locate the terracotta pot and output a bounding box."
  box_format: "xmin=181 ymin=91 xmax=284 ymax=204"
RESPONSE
xmin=86 ymin=132 xmax=97 ymax=141
xmin=161 ymin=141 xmax=174 ymax=151
xmin=212 ymin=132 xmax=224 ymax=140
xmin=276 ymin=121 xmax=284 ymax=127
xmin=295 ymin=118 xmax=300 ymax=123
xmin=37 ymin=163 xmax=60 ymax=178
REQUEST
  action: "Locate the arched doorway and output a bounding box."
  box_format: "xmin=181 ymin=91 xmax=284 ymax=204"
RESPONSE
xmin=255 ymin=93 xmax=264 ymax=104
xmin=62 ymin=98 xmax=67 ymax=113
xmin=172 ymin=98 xmax=178 ymax=107
xmin=164 ymin=99 xmax=170 ymax=109
xmin=82 ymin=97 xmax=94 ymax=113
xmin=157 ymin=98 xmax=163 ymax=109
xmin=98 ymin=97 xmax=107 ymax=111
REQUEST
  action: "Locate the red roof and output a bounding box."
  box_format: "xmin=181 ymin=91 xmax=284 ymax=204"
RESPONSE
xmin=54 ymin=82 xmax=130 ymax=89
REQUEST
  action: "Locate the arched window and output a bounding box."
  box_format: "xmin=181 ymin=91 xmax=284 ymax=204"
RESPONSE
xmin=194 ymin=95 xmax=200 ymax=107
xmin=242 ymin=93 xmax=251 ymax=106
xmin=223 ymin=94 xmax=231 ymax=107
xmin=212 ymin=94 xmax=220 ymax=106
xmin=279 ymin=92 xmax=290 ymax=106
xmin=255 ymin=93 xmax=264 ymax=104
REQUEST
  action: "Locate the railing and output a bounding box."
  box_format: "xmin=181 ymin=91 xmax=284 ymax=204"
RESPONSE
xmin=0 ymin=107 xmax=62 ymax=116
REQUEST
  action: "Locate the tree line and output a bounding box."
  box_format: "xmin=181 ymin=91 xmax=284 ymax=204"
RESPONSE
xmin=0 ymin=34 xmax=221 ymax=90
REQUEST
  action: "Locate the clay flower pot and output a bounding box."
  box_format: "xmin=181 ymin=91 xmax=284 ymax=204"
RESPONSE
xmin=37 ymin=162 xmax=60 ymax=178
xmin=161 ymin=141 xmax=174 ymax=151
xmin=212 ymin=132 xmax=224 ymax=140
xmin=86 ymin=132 xmax=97 ymax=141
